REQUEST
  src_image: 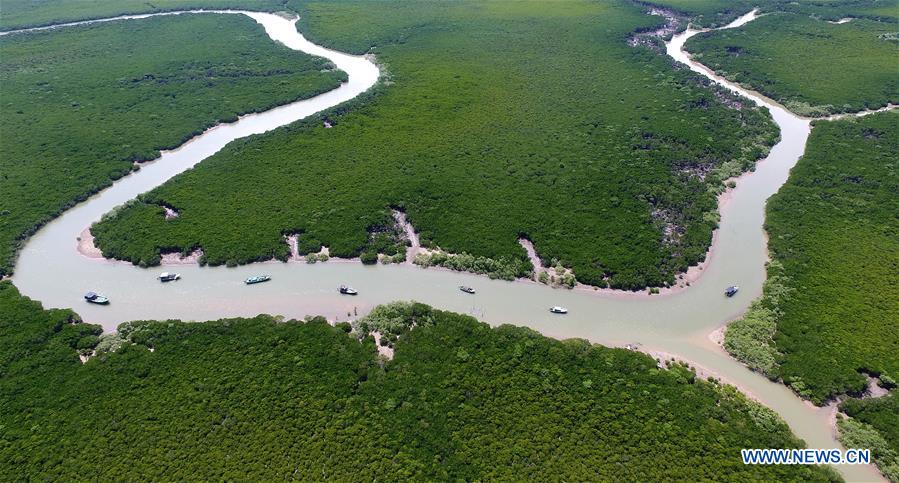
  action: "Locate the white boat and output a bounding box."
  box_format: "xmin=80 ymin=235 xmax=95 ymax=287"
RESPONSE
xmin=339 ymin=285 xmax=358 ymax=295
xmin=245 ymin=275 xmax=271 ymax=284
xmin=84 ymin=292 xmax=110 ymax=305
xmin=159 ymin=272 xmax=180 ymax=282
xmin=550 ymin=306 xmax=568 ymax=314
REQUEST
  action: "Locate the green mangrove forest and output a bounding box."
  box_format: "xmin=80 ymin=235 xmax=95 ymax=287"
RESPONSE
xmin=0 ymin=0 xmax=286 ymax=30
xmin=649 ymin=0 xmax=899 ymax=27
xmin=840 ymin=391 xmax=899 ymax=480
xmin=686 ymin=12 xmax=898 ymax=116
xmin=725 ymin=112 xmax=899 ymax=404
xmin=0 ymin=282 xmax=838 ymax=480
xmin=0 ymin=13 xmax=345 ymax=276
xmin=643 ymin=0 xmax=763 ymax=27
xmin=90 ymin=0 xmax=778 ymax=290
xmin=2 ymin=0 xmax=897 ymax=478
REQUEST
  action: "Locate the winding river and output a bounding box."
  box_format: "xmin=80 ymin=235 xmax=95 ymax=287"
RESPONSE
xmin=4 ymin=9 xmax=884 ymax=481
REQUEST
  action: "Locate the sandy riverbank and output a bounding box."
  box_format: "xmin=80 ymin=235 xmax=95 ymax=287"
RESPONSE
xmin=820 ymin=373 xmax=893 ymax=440
xmin=392 ymin=210 xmax=421 ymax=264
xmin=77 ymin=228 xmax=103 ymax=258
xmin=556 ymin=175 xmax=742 ymax=299
xmin=639 ymin=346 xmax=763 ymax=402
xmin=78 ymin=227 xmax=205 ymax=264
xmin=160 ymin=249 xmax=204 ymax=265
xmin=74 ymin=171 xmax=745 ymax=300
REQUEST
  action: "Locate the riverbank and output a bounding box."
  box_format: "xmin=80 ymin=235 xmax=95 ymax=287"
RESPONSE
xmin=636 ymin=344 xmax=764 ymax=402
xmin=74 ymin=169 xmax=750 ymax=300
xmin=7 ymin=8 xmax=887 ymax=481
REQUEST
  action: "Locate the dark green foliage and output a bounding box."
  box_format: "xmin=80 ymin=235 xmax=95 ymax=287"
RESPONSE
xmin=366 ymin=219 xmax=408 ymax=262
xmin=0 ymin=283 xmax=836 ymax=480
xmin=0 ymin=281 xmax=377 ymax=479
xmin=645 ymin=0 xmax=899 ymax=27
xmin=841 ymin=392 xmax=899 ymax=465
xmin=724 ymin=260 xmax=790 ymax=377
xmin=752 ymin=112 xmax=899 ymax=403
xmin=92 ymin=0 xmax=777 ymax=290
xmin=661 ymin=0 xmax=899 ymax=406
xmin=0 ymin=283 xmax=93 ymax=377
xmin=295 ymin=233 xmax=323 ymax=255
xmin=770 ymin=0 xmax=899 ymax=22
xmin=0 ymin=13 xmax=346 ymax=276
xmin=352 ymin=302 xmax=836 ymax=480
xmin=0 ymin=0 xmax=287 ymax=30
xmin=837 ymin=397 xmax=899 ymax=481
xmin=641 ymin=0 xmax=764 ymax=27
xmin=359 ymin=250 xmax=378 ymax=264
xmin=687 ymin=12 xmax=898 ymax=115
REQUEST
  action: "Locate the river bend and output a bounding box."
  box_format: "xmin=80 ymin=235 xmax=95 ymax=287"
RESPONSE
xmin=4 ymin=9 xmax=882 ymax=481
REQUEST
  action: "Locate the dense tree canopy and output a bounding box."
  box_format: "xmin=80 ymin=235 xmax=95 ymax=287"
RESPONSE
xmin=0 ymin=283 xmax=838 ymax=480
xmin=669 ymin=0 xmax=898 ymax=410
xmin=648 ymin=0 xmax=899 ymax=25
xmin=90 ymin=0 xmax=777 ymax=290
xmin=839 ymin=392 xmax=899 ymax=480
xmin=687 ymin=12 xmax=898 ymax=115
xmin=0 ymin=0 xmax=287 ymax=30
xmin=641 ymin=0 xmax=764 ymax=27
xmin=0 ymin=13 xmax=345 ymax=276
xmin=842 ymin=392 xmax=899 ymax=460
xmin=726 ymin=112 xmax=899 ymax=404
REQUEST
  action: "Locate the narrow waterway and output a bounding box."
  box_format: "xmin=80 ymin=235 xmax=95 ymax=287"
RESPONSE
xmin=5 ymin=9 xmax=882 ymax=481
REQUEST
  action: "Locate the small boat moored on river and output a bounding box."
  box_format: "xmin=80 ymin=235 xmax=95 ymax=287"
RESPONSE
xmin=245 ymin=275 xmax=271 ymax=285
xmin=459 ymin=285 xmax=476 ymax=294
xmin=84 ymin=292 xmax=109 ymax=305
xmin=339 ymin=285 xmax=358 ymax=295
xmin=550 ymin=306 xmax=568 ymax=314
xmin=158 ymin=272 xmax=180 ymax=282
xmin=725 ymin=285 xmax=739 ymax=297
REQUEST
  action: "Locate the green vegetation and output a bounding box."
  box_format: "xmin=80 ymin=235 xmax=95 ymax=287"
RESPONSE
xmin=725 ymin=112 xmax=899 ymax=404
xmin=0 ymin=0 xmax=287 ymax=30
xmin=413 ymin=251 xmax=531 ymax=281
xmin=0 ymin=13 xmax=345 ymax=276
xmin=687 ymin=12 xmax=898 ymax=115
xmin=366 ymin=218 xmax=409 ymax=264
xmin=841 ymin=392 xmax=899 ymax=481
xmin=772 ymin=0 xmax=899 ymax=22
xmin=641 ymin=0 xmax=762 ymax=27
xmin=535 ymin=258 xmax=580 ymax=288
xmin=842 ymin=391 xmax=899 ymax=447
xmin=0 ymin=283 xmax=837 ymax=480
xmin=837 ymin=397 xmax=899 ymax=481
xmin=92 ymin=0 xmax=777 ymax=290
xmin=723 ymin=260 xmax=789 ymax=377
xmin=645 ymin=0 xmax=899 ymax=26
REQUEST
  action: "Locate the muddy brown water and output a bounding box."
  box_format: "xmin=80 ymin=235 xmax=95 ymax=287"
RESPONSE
xmin=6 ymin=9 xmax=883 ymax=481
